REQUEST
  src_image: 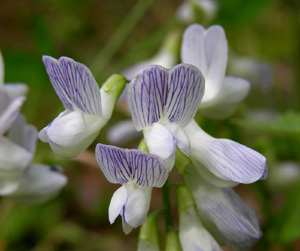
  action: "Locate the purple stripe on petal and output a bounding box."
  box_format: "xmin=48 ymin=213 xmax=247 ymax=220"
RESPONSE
xmin=42 ymin=56 xmax=102 ymax=116
xmin=166 ymin=64 xmax=204 ymax=126
xmin=128 ymin=65 xmax=168 ymax=131
xmin=95 ymin=143 xmax=169 ymax=187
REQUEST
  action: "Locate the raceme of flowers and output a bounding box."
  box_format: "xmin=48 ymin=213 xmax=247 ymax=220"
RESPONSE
xmin=0 ymin=21 xmax=268 ymax=250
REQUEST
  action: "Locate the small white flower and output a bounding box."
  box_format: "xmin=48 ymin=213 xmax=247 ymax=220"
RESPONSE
xmin=95 ymin=143 xmax=169 ymax=234
xmin=181 ymin=24 xmax=250 ymax=119
xmin=39 ymin=56 xmax=126 ymax=158
xmin=128 ymin=64 xmax=205 ymax=169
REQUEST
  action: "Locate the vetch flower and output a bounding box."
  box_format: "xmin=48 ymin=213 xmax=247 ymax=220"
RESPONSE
xmin=39 ymin=56 xmax=126 ymax=158
xmin=128 ymin=64 xmax=205 ymax=169
xmin=183 ymin=120 xmax=267 ymax=187
xmin=95 ymin=143 xmax=169 ymax=234
xmin=181 ymin=24 xmax=250 ymax=119
xmin=183 ymin=163 xmax=262 ymax=249
xmin=177 ymin=185 xmax=222 ymax=251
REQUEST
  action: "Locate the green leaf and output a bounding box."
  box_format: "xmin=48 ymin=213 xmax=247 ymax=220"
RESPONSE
xmin=233 ymin=112 xmax=300 ymax=138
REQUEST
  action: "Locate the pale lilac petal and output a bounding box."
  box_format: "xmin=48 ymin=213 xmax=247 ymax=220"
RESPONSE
xmin=8 ymin=164 xmax=67 ymax=204
xmin=184 ymin=168 xmax=261 ymax=249
xmin=0 ymin=136 xmax=32 ymax=177
xmin=45 ymin=110 xmax=105 ymax=158
xmin=42 ymin=56 xmax=102 ymax=116
xmin=181 ymin=24 xmax=227 ymax=101
xmin=199 ymin=76 xmax=250 ymax=119
xmin=0 ymin=96 xmax=25 ymax=135
xmin=108 ymin=185 xmax=127 ymax=224
xmin=185 ymin=120 xmax=267 ymax=184
xmin=3 ymin=83 xmax=28 ymax=100
xmin=7 ymin=114 xmax=37 ymax=154
xmin=128 ymin=65 xmax=168 ymax=130
xmin=124 ymin=187 xmax=152 ymax=228
xmin=168 ymin=123 xmax=190 ymax=156
xmin=95 ymin=143 xmax=169 ymax=187
xmin=166 ymin=64 xmax=204 ymax=126
xmin=107 ymin=120 xmax=141 ymax=145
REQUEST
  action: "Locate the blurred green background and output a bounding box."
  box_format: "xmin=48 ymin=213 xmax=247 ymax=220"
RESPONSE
xmin=0 ymin=0 xmax=299 ymax=250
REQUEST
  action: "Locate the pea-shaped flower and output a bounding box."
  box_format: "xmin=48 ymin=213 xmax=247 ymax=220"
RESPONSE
xmin=181 ymin=24 xmax=250 ymax=119
xmin=39 ymin=56 xmax=126 ymax=158
xmin=95 ymin=143 xmax=169 ymax=234
xmin=128 ymin=64 xmax=205 ymax=168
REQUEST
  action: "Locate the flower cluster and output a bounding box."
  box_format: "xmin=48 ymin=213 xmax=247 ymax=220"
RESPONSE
xmin=38 ymin=24 xmax=268 ymax=250
xmin=0 ymin=51 xmax=67 ymax=204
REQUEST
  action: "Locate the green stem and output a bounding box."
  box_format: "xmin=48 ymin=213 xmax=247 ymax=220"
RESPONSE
xmin=162 ymin=180 xmax=173 ymax=232
xmin=90 ymin=0 xmax=154 ymax=79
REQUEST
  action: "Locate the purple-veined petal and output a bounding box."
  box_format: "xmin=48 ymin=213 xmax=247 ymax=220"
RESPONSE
xmin=95 ymin=143 xmax=169 ymax=187
xmin=0 ymin=96 xmax=25 ymax=135
xmin=8 ymin=164 xmax=67 ymax=204
xmin=108 ymin=185 xmax=127 ymax=224
xmin=45 ymin=110 xmax=105 ymax=158
xmin=185 ymin=120 xmax=267 ymax=184
xmin=42 ymin=56 xmax=102 ymax=116
xmin=184 ymin=166 xmax=261 ymax=249
xmin=166 ymin=64 xmax=204 ymax=126
xmin=128 ymin=65 xmax=168 ymax=131
xmin=199 ymin=76 xmax=250 ymax=119
xmin=124 ymin=187 xmax=152 ymax=228
xmin=181 ymin=24 xmax=227 ymax=102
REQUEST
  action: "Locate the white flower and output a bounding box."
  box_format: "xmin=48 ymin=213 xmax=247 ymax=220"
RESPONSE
xmin=38 ymin=56 xmax=126 ymax=158
xmin=181 ymin=24 xmax=250 ymax=119
xmin=128 ymin=64 xmax=205 ymax=169
xmin=183 ymin=164 xmax=262 ymax=249
xmin=95 ymin=143 xmax=169 ymax=234
xmin=177 ymin=185 xmax=222 ymax=251
xmin=183 ymin=120 xmax=267 ymax=187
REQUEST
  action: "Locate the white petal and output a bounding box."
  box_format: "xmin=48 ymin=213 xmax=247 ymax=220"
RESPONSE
xmin=181 ymin=24 xmax=227 ymax=101
xmin=108 ymin=185 xmax=127 ymax=224
xmin=107 ymin=120 xmax=141 ymax=145
xmin=199 ymin=76 xmax=250 ymax=119
xmin=122 ymin=218 xmax=133 ymax=235
xmin=95 ymin=143 xmax=169 ymax=187
xmin=168 ymin=123 xmax=190 ymax=156
xmin=3 ymin=83 xmax=28 ymax=100
xmin=0 ymin=136 xmax=32 ymax=177
xmin=144 ymin=122 xmax=175 ymax=161
xmin=0 ymin=178 xmax=20 ymax=195
xmin=184 ymin=167 xmax=261 ymax=249
xmin=0 ymin=96 xmax=25 ymax=135
xmin=46 ymin=110 xmax=105 ymax=158
xmin=8 ymin=164 xmax=67 ymax=204
xmin=124 ymin=187 xmax=152 ymax=228
xmin=42 ymin=56 xmax=102 ymax=116
xmin=185 ymin=120 xmax=267 ymax=185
